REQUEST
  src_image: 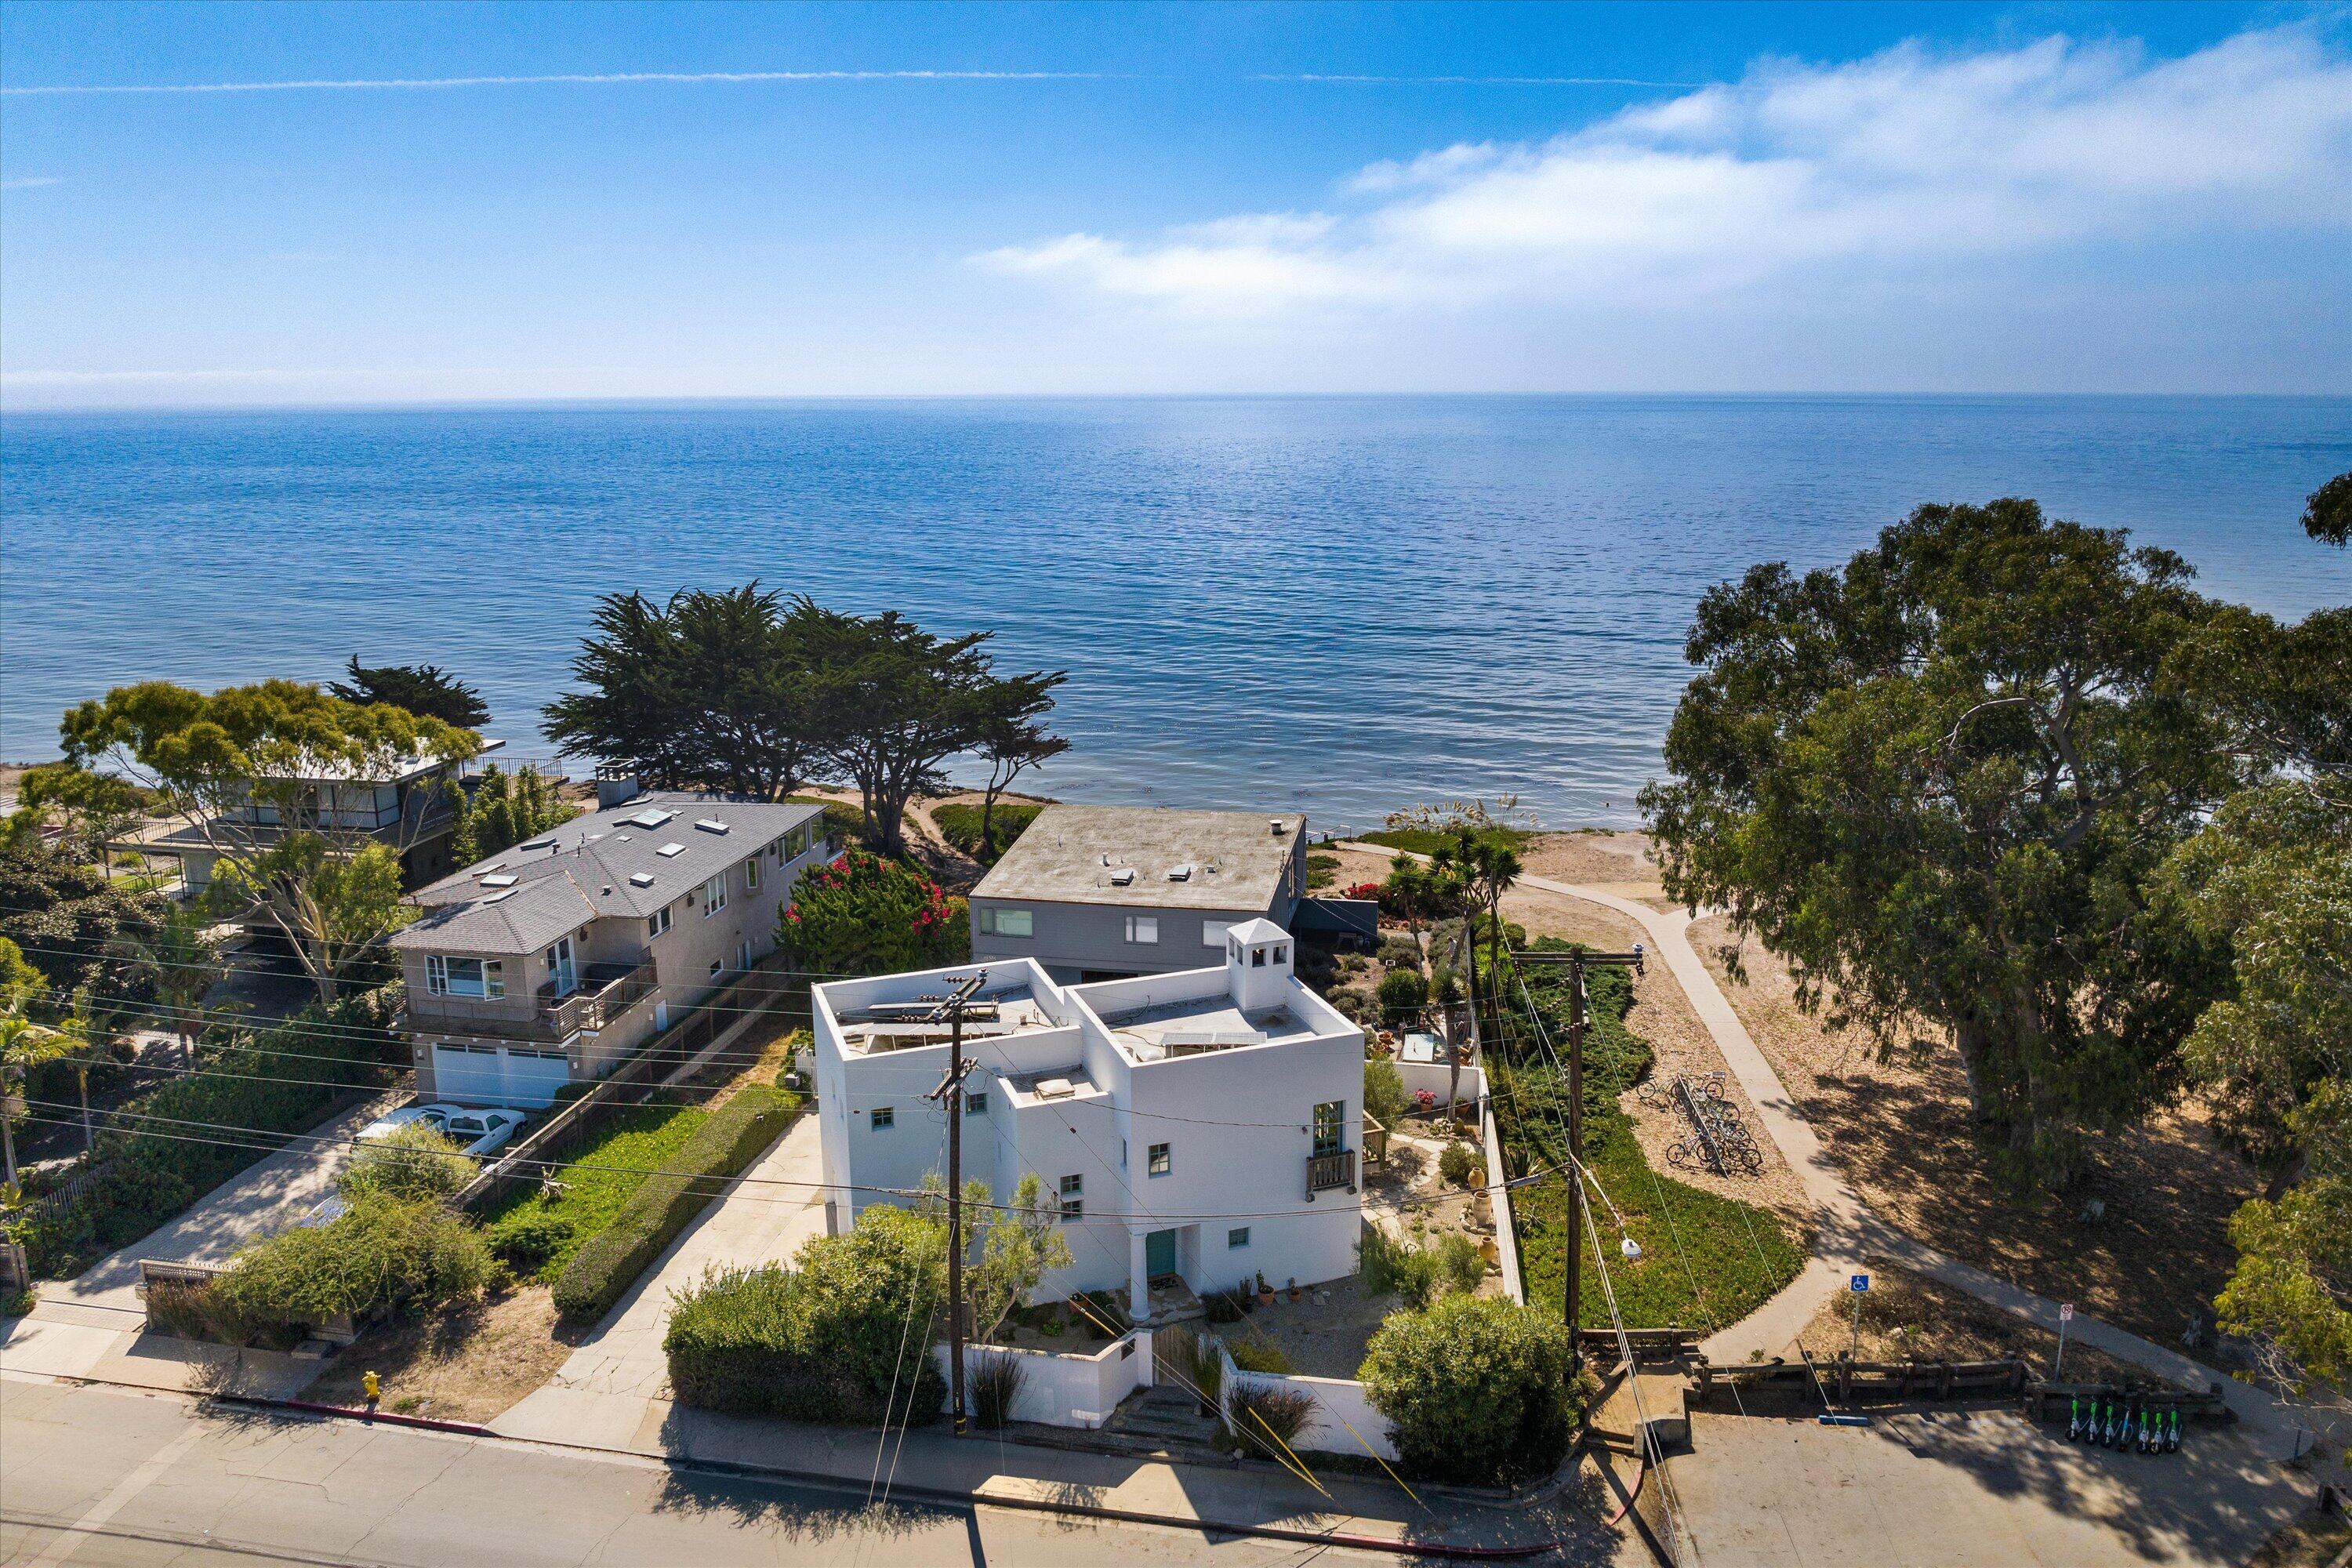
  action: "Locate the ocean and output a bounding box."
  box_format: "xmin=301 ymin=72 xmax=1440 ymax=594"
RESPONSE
xmin=5 ymin=397 xmax=2347 ymax=831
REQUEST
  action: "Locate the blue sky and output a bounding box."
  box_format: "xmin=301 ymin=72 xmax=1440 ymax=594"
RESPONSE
xmin=3 ymin=1 xmax=2347 ymax=405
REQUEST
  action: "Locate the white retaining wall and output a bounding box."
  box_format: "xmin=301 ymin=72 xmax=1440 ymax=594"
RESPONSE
xmin=1481 ymin=1093 xmax=1526 ymax=1304
xmin=932 ymin=1330 xmax=1154 ymax=1429
xmin=1392 ymin=1059 xmax=1485 ymax=1108
xmin=1217 ymin=1340 xmax=1400 ymax=1461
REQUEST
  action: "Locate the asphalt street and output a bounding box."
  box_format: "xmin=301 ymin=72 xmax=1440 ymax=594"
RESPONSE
xmin=0 ymin=1377 xmax=1403 ymax=1568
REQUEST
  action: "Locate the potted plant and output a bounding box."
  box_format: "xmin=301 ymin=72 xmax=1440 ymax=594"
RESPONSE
xmin=1256 ymin=1271 xmax=1275 ymax=1307
xmin=1285 ymin=1276 xmax=1301 ymax=1302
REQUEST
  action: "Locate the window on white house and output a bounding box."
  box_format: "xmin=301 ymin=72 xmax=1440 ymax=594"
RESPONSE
xmin=701 ymin=874 xmax=728 ymax=916
xmin=1228 ymin=1227 xmax=1250 ymax=1249
xmin=745 ymin=855 xmax=760 ymax=891
xmin=1251 ymin=946 xmax=1268 ymax=967
xmin=1058 ymin=1173 xmax=1083 ymax=1221
xmin=1274 ymin=945 xmax=1287 ymax=964
xmin=1147 ymin=1142 xmax=1171 ymax=1177
xmin=1313 ymin=1100 xmax=1345 ymax=1159
xmin=870 ymin=1106 xmax=895 ymax=1130
xmin=965 ymin=1091 xmax=988 ymax=1116
xmin=708 ymin=959 xmax=722 ymax=978
xmin=1124 ymin=915 xmax=1159 ymax=946
xmin=647 ymin=906 xmax=672 ymax=939
xmin=1202 ymin=920 xmax=1230 ymax=948
xmin=426 ymin=955 xmax=503 ymax=999
xmin=977 ymin=906 xmax=1033 ymax=938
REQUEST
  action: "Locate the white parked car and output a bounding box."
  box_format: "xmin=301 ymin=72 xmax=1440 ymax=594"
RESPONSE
xmin=355 ymin=1102 xmax=464 ymax=1142
xmin=440 ymin=1109 xmax=528 ymax=1156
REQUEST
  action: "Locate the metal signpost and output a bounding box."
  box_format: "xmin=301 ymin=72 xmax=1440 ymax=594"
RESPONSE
xmin=1849 ymin=1272 xmax=1871 ymax=1361
xmin=2056 ymin=1301 xmax=2074 ymax=1381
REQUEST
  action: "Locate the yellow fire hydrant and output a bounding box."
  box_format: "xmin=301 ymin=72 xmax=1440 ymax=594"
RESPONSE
xmin=361 ymin=1370 xmax=381 ymax=1410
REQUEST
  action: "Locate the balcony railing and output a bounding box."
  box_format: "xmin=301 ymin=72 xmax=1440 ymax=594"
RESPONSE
xmin=405 ymin=955 xmax=656 ymax=1044
xmin=1306 ymin=1149 xmax=1357 ymax=1196
xmin=542 ymin=958 xmax=658 ymax=1039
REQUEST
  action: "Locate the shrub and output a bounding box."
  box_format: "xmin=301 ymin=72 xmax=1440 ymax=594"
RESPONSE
xmin=1306 ymin=853 xmax=1341 ymax=890
xmin=1363 ymin=1059 xmax=1407 ymax=1127
xmin=1228 ymin=1338 xmax=1294 ymax=1374
xmin=664 ymin=1203 xmax=947 ymax=1425
xmin=1360 ymin=1295 xmax=1592 ymax=1484
xmin=1229 ymin=1382 xmax=1318 ymax=1461
xmin=209 ymin=1196 xmax=494 ymax=1337
xmin=970 ymin=1352 xmax=1026 ymax=1429
xmin=486 ymin=1210 xmax=577 ymax=1273
xmin=1342 ymin=880 xmax=1381 ymax=902
xmin=1439 ymin=1142 xmax=1477 ymax=1187
xmin=1376 ymin=934 xmax=1422 ymax=969
xmin=1360 ymin=1224 xmax=1442 ymax=1307
xmin=1327 ymin=986 xmax=1377 ymax=1025
xmin=1203 ymin=1289 xmax=1245 ymax=1325
xmin=1434 ymin=1233 xmax=1487 ymax=1296
xmin=553 ymin=1087 xmax=793 ymax=1324
xmin=1376 ymin=968 xmax=1429 ymax=1021
xmin=339 ymin=1123 xmax=475 ymax=1204
xmin=931 ymin=802 xmax=1041 ymax=862
xmin=779 ymin=850 xmax=967 ymax=978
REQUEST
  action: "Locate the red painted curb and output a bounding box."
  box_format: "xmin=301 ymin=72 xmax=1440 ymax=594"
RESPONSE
xmin=223 ymin=1394 xmax=494 ymax=1438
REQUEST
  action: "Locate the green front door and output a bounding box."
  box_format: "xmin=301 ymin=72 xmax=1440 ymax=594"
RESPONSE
xmin=1145 ymin=1228 xmax=1178 ymax=1279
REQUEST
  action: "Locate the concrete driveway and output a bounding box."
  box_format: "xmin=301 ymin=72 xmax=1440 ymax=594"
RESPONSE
xmin=498 ymin=1109 xmax=825 ymax=1439
xmin=1668 ymin=1408 xmax=2308 ymax=1567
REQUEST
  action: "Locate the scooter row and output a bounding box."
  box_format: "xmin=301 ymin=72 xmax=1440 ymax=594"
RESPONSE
xmin=2067 ymin=1398 xmax=2182 ymax=1454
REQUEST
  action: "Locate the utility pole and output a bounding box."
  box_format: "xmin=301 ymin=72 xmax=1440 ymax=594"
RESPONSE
xmin=924 ymin=971 xmax=986 ymax=1436
xmin=1512 ymin=946 xmax=1644 ymax=1342
xmin=1454 ymin=913 xmax=1480 ymax=1123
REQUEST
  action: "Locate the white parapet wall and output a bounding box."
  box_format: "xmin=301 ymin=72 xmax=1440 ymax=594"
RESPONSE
xmin=931 ymin=1330 xmax=1155 ymax=1430
xmin=1222 ymin=1352 xmax=1400 ymax=1461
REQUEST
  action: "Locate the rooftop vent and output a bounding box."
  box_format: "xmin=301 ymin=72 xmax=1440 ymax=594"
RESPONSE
xmin=694 ymin=818 xmax=729 ymax=835
xmin=482 ymin=888 xmax=518 ymax=905
xmin=1270 ymin=818 xmax=1285 ymax=836
xmin=1033 ymin=1076 xmax=1076 ymax=1101
xmin=657 ymin=843 xmax=688 ymax=858
xmin=1167 ymin=864 xmax=1192 ymax=882
xmin=626 ymin=808 xmax=677 ymax=829
xmin=479 ymin=873 xmax=518 ymax=889
xmin=1110 ymin=868 xmax=1135 ymax=886
xmin=629 ymin=872 xmax=656 ymax=887
xmin=520 ymin=837 xmax=556 ymax=852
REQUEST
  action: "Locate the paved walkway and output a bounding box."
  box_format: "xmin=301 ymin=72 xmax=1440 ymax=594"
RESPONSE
xmin=1341 ymin=847 xmax=2312 ymax=1457
xmin=507 ymin=1112 xmax=829 ymax=1413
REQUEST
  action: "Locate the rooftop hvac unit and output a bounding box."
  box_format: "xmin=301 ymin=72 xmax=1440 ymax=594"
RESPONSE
xmin=1110 ymin=868 xmax=1135 ymax=886
xmin=1167 ymin=864 xmax=1192 ymax=882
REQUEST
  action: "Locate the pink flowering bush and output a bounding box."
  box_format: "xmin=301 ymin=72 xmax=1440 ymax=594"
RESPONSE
xmin=780 ymin=850 xmax=969 ymax=978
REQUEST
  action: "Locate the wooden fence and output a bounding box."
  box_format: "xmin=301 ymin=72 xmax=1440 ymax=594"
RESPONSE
xmin=1690 ymin=1352 xmax=2031 ymax=1408
xmin=2026 ymin=1379 xmax=2234 ymax=1425
xmin=451 ymin=957 xmax=803 ymax=1214
xmin=1577 ymin=1327 xmax=1702 ymax=1365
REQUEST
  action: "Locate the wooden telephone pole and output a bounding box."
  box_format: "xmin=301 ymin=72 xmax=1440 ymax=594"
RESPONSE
xmin=924 ymin=970 xmax=987 ymax=1434
xmin=1511 ymin=946 xmax=1643 ymax=1340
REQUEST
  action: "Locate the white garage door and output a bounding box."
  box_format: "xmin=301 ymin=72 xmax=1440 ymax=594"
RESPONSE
xmin=498 ymin=1047 xmax=573 ymax=1109
xmin=432 ymin=1044 xmax=572 ymax=1109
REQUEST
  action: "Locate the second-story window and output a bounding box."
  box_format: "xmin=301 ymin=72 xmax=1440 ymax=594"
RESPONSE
xmin=869 ymin=1106 xmax=894 ymax=1130
xmin=978 ymin=906 xmax=1033 ymax=938
xmin=1058 ymin=1173 xmax=1083 ymax=1220
xmin=1124 ymin=915 xmax=1160 ymax=946
xmin=964 ymin=1091 xmax=988 ymax=1116
xmin=744 ymin=855 xmax=760 ymax=891
xmin=1147 ymin=1142 xmax=1171 ymax=1177
xmin=426 ymin=955 xmax=503 ymax=1000
xmin=647 ymin=906 xmax=672 ymax=939
xmin=701 ymin=873 xmax=728 ymax=916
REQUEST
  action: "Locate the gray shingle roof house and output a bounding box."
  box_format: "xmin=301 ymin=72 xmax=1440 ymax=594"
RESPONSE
xmin=391 ymin=792 xmax=837 ymax=1106
xmin=967 ymin=805 xmax=1308 ymax=982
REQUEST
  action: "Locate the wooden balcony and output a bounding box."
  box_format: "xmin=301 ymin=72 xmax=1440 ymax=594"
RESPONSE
xmin=1305 ymin=1149 xmax=1357 ymax=1197
xmin=541 ymin=957 xmax=657 ymax=1038
xmin=405 ymin=955 xmax=655 ymax=1044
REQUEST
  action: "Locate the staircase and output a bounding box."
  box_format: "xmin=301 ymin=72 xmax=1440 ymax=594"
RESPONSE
xmin=1094 ymin=1384 xmax=1225 ymax=1461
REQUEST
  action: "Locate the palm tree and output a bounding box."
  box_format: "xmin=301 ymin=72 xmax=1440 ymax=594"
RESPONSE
xmin=111 ymin=907 xmax=227 ymax=1068
xmin=0 ymin=1011 xmax=74 ymax=1195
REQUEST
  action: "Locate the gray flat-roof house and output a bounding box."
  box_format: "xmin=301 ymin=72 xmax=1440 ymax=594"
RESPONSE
xmin=390 ymin=792 xmax=835 ymax=1106
xmin=968 ymin=805 xmax=1307 ymax=982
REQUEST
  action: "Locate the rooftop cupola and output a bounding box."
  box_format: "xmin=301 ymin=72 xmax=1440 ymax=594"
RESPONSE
xmin=1224 ymin=917 xmax=1294 ymax=1012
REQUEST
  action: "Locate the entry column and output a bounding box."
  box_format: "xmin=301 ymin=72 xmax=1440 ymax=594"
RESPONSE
xmin=1129 ymin=1229 xmax=1150 ymax=1322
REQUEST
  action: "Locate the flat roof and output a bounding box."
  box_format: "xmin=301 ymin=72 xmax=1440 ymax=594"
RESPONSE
xmin=831 ymin=978 xmax=1063 ymax=1054
xmin=1094 ymin=996 xmax=1322 ymax=1060
xmin=971 ymin=804 xmax=1303 ymax=913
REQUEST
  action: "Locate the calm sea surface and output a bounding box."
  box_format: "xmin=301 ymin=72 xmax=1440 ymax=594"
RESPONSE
xmin=5 ymin=397 xmax=2347 ymax=829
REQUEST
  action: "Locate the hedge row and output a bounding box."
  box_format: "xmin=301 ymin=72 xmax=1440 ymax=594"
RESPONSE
xmin=550 ymin=1087 xmax=797 ymax=1325
xmin=6 ymin=990 xmax=401 ymax=1278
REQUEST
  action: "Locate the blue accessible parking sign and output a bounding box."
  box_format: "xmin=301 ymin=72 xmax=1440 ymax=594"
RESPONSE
xmin=1850 ymin=1273 xmax=1871 ymax=1292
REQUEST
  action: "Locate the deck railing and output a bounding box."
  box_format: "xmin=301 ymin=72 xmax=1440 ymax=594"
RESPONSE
xmin=1305 ymin=1149 xmax=1356 ymax=1196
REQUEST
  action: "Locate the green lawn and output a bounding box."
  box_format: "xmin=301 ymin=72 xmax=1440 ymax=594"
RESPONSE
xmin=1489 ymin=944 xmax=1805 ymax=1332
xmin=483 ymin=1103 xmax=710 ymax=1281
xmin=1348 ymin=826 xmax=1533 ymax=858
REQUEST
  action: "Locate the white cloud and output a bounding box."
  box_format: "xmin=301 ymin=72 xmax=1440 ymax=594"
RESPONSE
xmin=2 ymin=176 xmax=64 ymax=190
xmin=985 ymin=25 xmax=2352 ymax=320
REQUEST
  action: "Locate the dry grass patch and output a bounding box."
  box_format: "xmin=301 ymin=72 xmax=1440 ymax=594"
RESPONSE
xmin=303 ymin=1285 xmax=578 ymax=1424
xmin=1791 ymin=1263 xmax=2161 ymax=1388
xmin=1515 ymin=829 xmax=1662 ymax=891
xmin=1689 ymin=913 xmax=2258 ymax=1358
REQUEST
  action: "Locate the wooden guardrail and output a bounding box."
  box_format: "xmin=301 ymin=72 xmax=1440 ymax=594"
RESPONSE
xmin=2026 ymin=1379 xmax=2234 ymax=1424
xmin=1691 ymin=1352 xmax=2031 ymax=1406
xmin=1578 ymin=1327 xmax=1702 ymax=1364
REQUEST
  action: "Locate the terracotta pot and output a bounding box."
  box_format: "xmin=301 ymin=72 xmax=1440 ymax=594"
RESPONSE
xmin=1258 ymin=1289 xmax=1274 ymax=1306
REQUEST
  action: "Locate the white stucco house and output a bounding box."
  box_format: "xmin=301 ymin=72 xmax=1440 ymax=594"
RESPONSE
xmin=811 ymin=920 xmax=1363 ymax=1322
